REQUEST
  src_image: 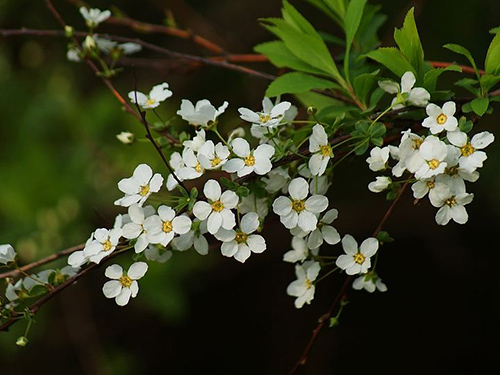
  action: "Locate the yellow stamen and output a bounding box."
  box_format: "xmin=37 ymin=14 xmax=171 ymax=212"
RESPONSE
xmin=259 ymin=114 xmax=271 ymax=123
xmin=320 ymin=145 xmax=333 ymax=157
xmin=353 ymin=253 xmax=365 ymax=265
xmin=292 ymin=200 xmax=306 ymax=213
xmin=119 ymin=275 xmax=133 ymax=288
xmin=305 ymin=278 xmax=313 ymax=289
xmin=103 ymin=240 xmax=113 ymax=252
xmin=413 ymin=138 xmax=423 ymax=150
xmin=244 ymin=155 xmax=256 ymax=166
xmin=436 ymin=113 xmax=448 ymax=125
xmin=428 ymin=159 xmax=440 ymax=170
xmin=145 ymin=99 xmax=156 ymax=107
xmin=460 ymin=143 xmax=475 ymax=157
xmin=426 ymin=181 xmax=435 ymax=189
xmin=211 ymin=157 xmax=221 ymax=167
xmin=445 ymin=197 xmax=456 ymax=207
xmin=195 ymin=162 xmax=202 ymax=173
xmin=139 ymin=185 xmax=150 ymax=196
xmin=235 ymin=231 xmax=248 ymax=244
xmin=162 ymin=220 xmax=173 ymax=233
xmin=211 ymin=200 xmax=224 ymax=212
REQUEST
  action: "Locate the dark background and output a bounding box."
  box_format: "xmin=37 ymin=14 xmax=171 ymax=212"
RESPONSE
xmin=1 ymin=0 xmax=500 ymax=374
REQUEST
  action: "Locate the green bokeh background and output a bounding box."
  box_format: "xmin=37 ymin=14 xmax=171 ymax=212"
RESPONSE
xmin=1 ymin=0 xmax=500 ymax=374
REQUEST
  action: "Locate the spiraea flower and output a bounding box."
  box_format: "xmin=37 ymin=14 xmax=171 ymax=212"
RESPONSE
xmin=114 ymin=164 xmax=163 ymax=207
xmin=193 ymin=180 xmax=238 ymax=234
xmin=430 ymin=183 xmax=474 ymax=225
xmin=336 ymin=235 xmax=378 ymax=275
xmin=183 ymin=129 xmax=206 ymax=152
xmin=172 ymin=219 xmax=209 ymax=255
xmin=306 ymin=209 xmax=341 ymax=249
xmin=116 ymin=131 xmax=135 ymax=145
xmin=378 ymin=71 xmax=430 ymax=109
xmin=102 ymin=262 xmax=148 ymax=306
xmin=144 ymin=206 xmax=192 ymax=247
xmin=422 ymin=102 xmax=458 ymax=134
xmin=79 ymin=7 xmax=111 ymax=28
xmin=0 ymin=244 xmax=16 ymax=265
xmin=447 ymin=130 xmax=495 ymax=172
xmin=353 ymin=272 xmax=387 ymax=293
xmin=177 ymin=99 xmax=228 ymax=127
xmin=215 ymin=212 xmax=266 ymax=263
xmin=283 ymin=236 xmax=311 ymax=263
xmin=222 ymin=138 xmax=275 ymax=177
xmin=308 ymin=124 xmax=333 ymax=176
xmin=122 ymin=204 xmax=156 ymax=253
xmin=238 ymin=97 xmax=292 ymax=128
xmin=197 ymin=141 xmax=230 ymax=170
xmin=272 ymin=177 xmax=329 ymax=232
xmin=83 ymin=228 xmax=123 ymax=264
xmin=128 ymin=83 xmax=173 ymax=109
xmin=415 ymin=136 xmax=448 ymax=179
xmin=368 ymin=176 xmax=392 ymax=193
xmin=366 ymin=146 xmax=390 ymax=172
xmin=286 ymin=260 xmax=321 ymax=308
xmin=176 ymin=147 xmax=204 ymax=181
xmin=166 ymin=152 xmax=185 ymax=191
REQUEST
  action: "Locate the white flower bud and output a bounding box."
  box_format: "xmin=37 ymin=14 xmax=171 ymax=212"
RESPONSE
xmin=368 ymin=176 xmax=391 ymax=193
xmin=116 ymin=131 xmax=135 ymax=145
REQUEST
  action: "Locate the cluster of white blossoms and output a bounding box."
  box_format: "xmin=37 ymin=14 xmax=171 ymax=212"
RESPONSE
xmin=368 ymin=71 xmax=495 ymax=226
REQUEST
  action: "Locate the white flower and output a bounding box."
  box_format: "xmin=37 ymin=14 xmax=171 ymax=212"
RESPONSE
xmin=176 ymin=147 xmax=204 ymax=181
xmin=222 ymin=138 xmax=275 ymax=177
xmin=79 ymin=7 xmax=111 ymax=28
xmin=262 ymin=167 xmax=290 ymax=193
xmin=238 ymin=97 xmax=292 ymax=128
xmin=102 ymin=262 xmax=148 ymax=306
xmin=0 ymin=244 xmax=16 ymax=264
xmin=309 ymin=175 xmax=330 ymax=195
xmin=336 ymin=235 xmax=378 ymax=275
xmin=284 ymin=236 xmax=311 ymax=263
xmin=166 ymin=152 xmax=185 ymax=191
xmin=144 ymin=206 xmax=192 ymax=247
xmin=215 ymin=212 xmax=266 ymax=263
xmin=368 ymin=176 xmax=391 ymax=193
xmin=84 ymin=228 xmax=123 ymax=264
xmin=193 ymin=180 xmax=238 ymax=234
xmin=115 ymin=164 xmax=163 ymax=207
xmin=197 ymin=141 xmax=230 ymax=170
xmin=378 ymin=71 xmax=430 ymax=109
xmin=116 ymin=131 xmax=134 ymax=145
xmin=307 ymin=209 xmax=341 ymax=249
xmin=366 ymin=147 xmax=390 ymax=172
xmin=171 ymin=219 xmax=209 ymax=255
xmin=272 ymin=177 xmax=329 ymax=231
xmin=415 ymin=136 xmax=448 ymax=179
xmin=308 ymin=124 xmax=333 ymax=176
xmin=68 ymin=234 xmax=94 ymax=268
xmin=353 ymin=273 xmax=387 ymax=293
xmin=177 ymin=99 xmax=228 ymax=127
xmin=67 ymin=48 xmax=81 ymax=62
xmin=286 ymin=260 xmax=320 ymax=308
xmin=128 ymin=83 xmax=173 ymax=109
xmin=122 ymin=204 xmax=156 ymax=253
xmin=430 ymin=183 xmax=474 ymax=225
xmin=447 ymin=130 xmax=495 ymax=172
xmin=144 ymin=245 xmax=172 ymax=263
xmin=394 ymin=130 xmax=425 ymax=175
xmin=422 ymin=102 xmax=458 ymax=134
xmin=183 ymin=129 xmax=206 ymax=152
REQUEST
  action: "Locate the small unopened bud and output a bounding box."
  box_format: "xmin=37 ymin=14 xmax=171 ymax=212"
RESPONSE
xmin=16 ymin=336 xmax=29 ymax=347
xmin=228 ymin=127 xmax=245 ymax=142
xmin=84 ymin=35 xmax=96 ymax=50
xmin=64 ymin=25 xmax=75 ymax=38
xmin=307 ymin=106 xmax=317 ymax=115
xmin=116 ymin=131 xmax=135 ymax=145
xmin=329 ymin=317 xmax=339 ymax=328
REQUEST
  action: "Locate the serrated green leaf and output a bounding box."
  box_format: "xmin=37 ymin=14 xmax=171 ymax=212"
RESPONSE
xmin=365 ymin=48 xmax=415 ymax=77
xmin=471 ymin=97 xmax=489 ymax=116
xmin=353 ymin=70 xmax=379 ymax=103
xmin=485 ymin=31 xmax=500 ymax=75
xmin=266 ymin=72 xmax=339 ymax=97
xmin=393 ymin=8 xmax=424 ymax=79
xmin=444 ymin=43 xmax=479 ymax=78
xmin=344 ymin=0 xmax=367 ymax=81
xmin=423 ymin=65 xmax=462 ymax=91
xmin=282 ymin=0 xmax=317 ymax=36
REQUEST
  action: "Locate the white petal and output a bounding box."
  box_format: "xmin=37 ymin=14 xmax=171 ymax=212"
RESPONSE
xmin=103 ymin=280 xmax=122 ymax=298
xmin=105 ymin=264 xmax=123 ymax=279
xmin=115 ymin=288 xmax=132 ymax=306
xmin=128 ymin=262 xmax=148 ymax=280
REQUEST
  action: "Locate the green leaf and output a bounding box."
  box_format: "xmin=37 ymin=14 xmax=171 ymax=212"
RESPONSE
xmin=282 ymin=0 xmax=317 ymax=36
xmin=376 ymin=231 xmax=394 ymax=243
xmin=370 ymin=123 xmax=386 ymax=138
xmin=305 ymin=0 xmax=343 ymax=27
xmin=454 ymin=78 xmax=480 ymax=96
xmin=356 ymin=4 xmax=387 ymax=52
xmin=353 ymin=70 xmax=379 ymax=103
xmin=471 ymin=97 xmax=490 ymax=116
xmin=458 ymin=117 xmax=474 ymax=133
xmin=423 ymin=65 xmax=462 ymax=92
xmin=480 ymin=74 xmax=500 ymax=93
xmin=490 ymin=26 xmax=500 ymax=35
xmin=324 ymin=0 xmax=347 ymax=24
xmin=254 ymin=41 xmax=327 ymax=76
xmin=393 ymin=8 xmax=424 ymax=79
xmin=485 ymin=31 xmax=500 ymax=75
xmin=317 ymin=105 xmax=358 ymax=122
xmin=266 ymin=72 xmax=339 ymax=97
xmin=345 ymin=0 xmax=367 ymax=49
xmin=365 ymin=47 xmax=415 ymax=77
xmin=444 ymin=43 xmax=479 ymax=78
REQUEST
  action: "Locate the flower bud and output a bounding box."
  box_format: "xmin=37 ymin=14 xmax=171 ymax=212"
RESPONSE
xmin=16 ymin=336 xmax=29 ymax=347
xmin=84 ymin=35 xmax=96 ymax=50
xmin=0 ymin=244 xmax=16 ymax=265
xmin=368 ymin=176 xmax=391 ymax=193
xmin=307 ymin=106 xmax=317 ymax=115
xmin=116 ymin=131 xmax=135 ymax=145
xmin=64 ymin=25 xmax=75 ymax=38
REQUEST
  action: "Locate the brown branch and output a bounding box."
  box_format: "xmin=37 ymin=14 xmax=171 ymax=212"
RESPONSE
xmin=429 ymin=61 xmax=484 ymax=76
xmin=0 ymin=244 xmax=84 ymax=281
xmin=288 ymin=176 xmax=412 ymax=375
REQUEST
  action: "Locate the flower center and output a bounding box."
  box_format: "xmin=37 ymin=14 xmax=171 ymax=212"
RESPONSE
xmin=259 ymin=114 xmax=271 ymax=123
xmin=436 ymin=113 xmax=448 ymax=125
xmin=445 ymin=165 xmax=459 ymax=176
xmin=445 ymin=197 xmax=456 ymax=207
xmin=145 ymin=98 xmax=156 ymax=107
xmin=353 ymin=253 xmax=366 ymax=265
xmin=426 ymin=181 xmax=435 ymax=189
xmin=119 ymin=275 xmax=133 ymax=288
xmin=139 ymin=185 xmax=150 ymax=196
xmin=413 ymin=138 xmax=423 ymax=150
xmin=460 ymin=143 xmax=475 ymax=157
xmin=305 ymin=278 xmax=313 ymax=289
xmin=235 ymin=231 xmax=248 ymax=244
xmin=320 ymin=145 xmax=333 ymax=157
xmin=244 ymin=155 xmax=256 ymax=166
xmin=103 ymin=239 xmax=113 ymax=252
xmin=428 ymin=159 xmax=440 ymax=170
xmin=211 ymin=157 xmax=222 ymax=167
xmin=211 ymin=200 xmax=224 ymax=212
xmin=291 ymin=199 xmax=306 ymax=213
xmin=195 ymin=162 xmax=202 ymax=173
xmin=162 ymin=220 xmax=173 ymax=233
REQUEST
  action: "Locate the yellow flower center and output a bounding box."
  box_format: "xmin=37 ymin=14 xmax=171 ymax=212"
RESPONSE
xmin=292 ymin=199 xmax=306 ymax=213
xmin=436 ymin=113 xmax=448 ymax=125
xmin=305 ymin=278 xmax=313 ymax=289
xmin=426 ymin=181 xmax=435 ymax=189
xmin=211 ymin=200 xmax=224 ymax=212
xmin=413 ymin=138 xmax=423 ymax=150
xmin=162 ymin=220 xmax=173 ymax=233
xmin=103 ymin=239 xmax=113 ymax=252
xmin=145 ymin=98 xmax=156 ymax=107
xmin=119 ymin=275 xmax=133 ymax=288
xmin=353 ymin=253 xmax=366 ymax=265
xmin=139 ymin=185 xmax=150 ymax=196
xmin=320 ymin=145 xmax=333 ymax=157
xmin=428 ymin=159 xmax=440 ymax=170
xmin=460 ymin=143 xmax=475 ymax=157
xmin=195 ymin=162 xmax=202 ymax=173
xmin=211 ymin=157 xmax=222 ymax=167
xmin=259 ymin=114 xmax=271 ymax=123
xmin=244 ymin=155 xmax=256 ymax=166
xmin=445 ymin=165 xmax=458 ymax=176
xmin=445 ymin=197 xmax=456 ymax=207
xmin=235 ymin=231 xmax=248 ymax=244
